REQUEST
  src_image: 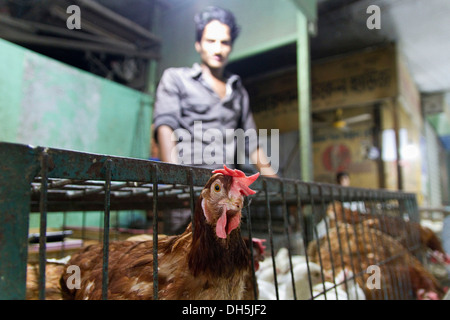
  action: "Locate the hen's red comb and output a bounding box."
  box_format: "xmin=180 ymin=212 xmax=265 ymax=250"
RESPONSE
xmin=212 ymin=165 xmax=260 ymax=196
xmin=212 ymin=165 xmax=246 ymax=177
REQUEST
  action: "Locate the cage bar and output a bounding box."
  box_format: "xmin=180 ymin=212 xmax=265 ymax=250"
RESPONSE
xmin=281 ymin=180 xmax=296 ymax=300
xmin=263 ymin=179 xmax=280 ymax=300
xmin=38 ymin=151 xmax=49 ymax=300
xmin=152 ymin=164 xmax=159 ymax=300
xmin=101 ymin=159 xmax=112 ymax=300
xmin=244 ymin=198 xmax=258 ymax=300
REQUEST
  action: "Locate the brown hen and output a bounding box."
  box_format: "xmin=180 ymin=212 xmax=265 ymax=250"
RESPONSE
xmin=60 ymin=165 xmax=259 ymax=300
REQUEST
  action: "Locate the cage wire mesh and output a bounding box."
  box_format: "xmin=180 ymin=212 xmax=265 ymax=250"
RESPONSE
xmin=0 ymin=143 xmax=440 ymax=300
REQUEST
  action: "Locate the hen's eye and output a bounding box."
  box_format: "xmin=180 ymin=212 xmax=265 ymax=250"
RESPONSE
xmin=214 ymin=184 xmax=221 ymax=192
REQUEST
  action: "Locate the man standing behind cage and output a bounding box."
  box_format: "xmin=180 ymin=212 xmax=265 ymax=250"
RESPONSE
xmin=152 ymin=6 xmax=277 ymax=233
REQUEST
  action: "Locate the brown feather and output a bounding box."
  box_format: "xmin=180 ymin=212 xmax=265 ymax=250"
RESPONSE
xmin=26 ymin=262 xmax=65 ymax=300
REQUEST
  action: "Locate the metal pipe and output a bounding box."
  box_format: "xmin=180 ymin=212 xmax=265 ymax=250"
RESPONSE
xmin=296 ymin=10 xmax=313 ymax=181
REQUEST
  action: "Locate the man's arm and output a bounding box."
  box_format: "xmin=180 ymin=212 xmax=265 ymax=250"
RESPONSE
xmin=236 ymin=85 xmax=278 ymax=178
xmin=250 ymin=147 xmax=278 ymax=178
xmin=157 ymin=125 xmax=178 ymax=164
xmin=153 ymin=69 xmax=183 ymax=164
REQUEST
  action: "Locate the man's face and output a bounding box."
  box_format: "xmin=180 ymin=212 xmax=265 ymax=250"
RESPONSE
xmin=195 ymin=20 xmax=232 ymax=71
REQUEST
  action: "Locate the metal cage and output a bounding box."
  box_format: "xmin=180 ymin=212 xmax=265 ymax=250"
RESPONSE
xmin=0 ymin=142 xmax=426 ymax=300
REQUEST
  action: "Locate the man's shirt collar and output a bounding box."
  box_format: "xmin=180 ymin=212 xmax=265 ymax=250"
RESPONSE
xmin=190 ymin=63 xmax=241 ymax=87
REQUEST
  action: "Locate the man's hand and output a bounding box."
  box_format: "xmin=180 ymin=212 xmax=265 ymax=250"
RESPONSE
xmin=250 ymin=147 xmax=278 ymax=178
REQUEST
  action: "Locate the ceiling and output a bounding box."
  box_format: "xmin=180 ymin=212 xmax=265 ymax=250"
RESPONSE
xmin=313 ymin=0 xmax=450 ymax=95
xmin=0 ymin=0 xmax=161 ymax=91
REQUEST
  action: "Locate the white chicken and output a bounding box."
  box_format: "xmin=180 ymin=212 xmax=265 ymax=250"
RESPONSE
xmin=256 ymin=247 xmax=323 ymax=300
xmin=256 ymin=279 xmax=278 ymax=300
xmin=312 ymin=268 xmax=366 ymax=300
xmin=257 ymin=248 xmax=307 ymax=278
xmin=279 ymin=262 xmax=323 ymax=300
xmin=336 ymin=268 xmax=366 ymax=300
xmin=313 ymin=281 xmax=348 ymax=300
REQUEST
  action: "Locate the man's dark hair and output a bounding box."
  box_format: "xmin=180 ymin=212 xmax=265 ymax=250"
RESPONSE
xmin=194 ymin=6 xmax=241 ymax=43
xmin=336 ymin=171 xmax=349 ymax=184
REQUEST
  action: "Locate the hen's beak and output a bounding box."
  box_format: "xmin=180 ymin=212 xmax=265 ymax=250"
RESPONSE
xmin=215 ymin=197 xmax=243 ymax=239
xmin=216 ymin=206 xmax=241 ymax=239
